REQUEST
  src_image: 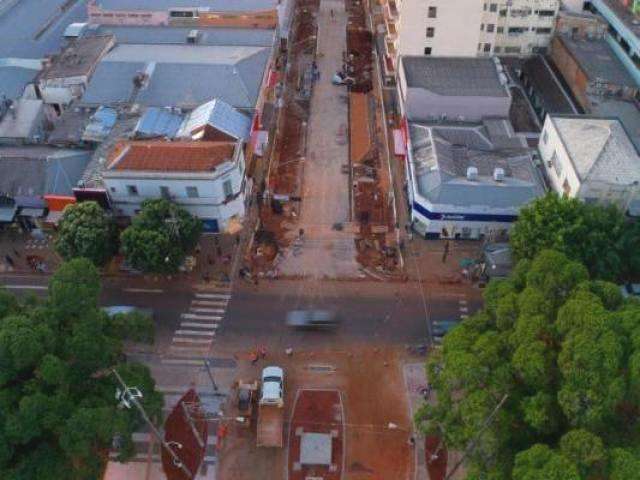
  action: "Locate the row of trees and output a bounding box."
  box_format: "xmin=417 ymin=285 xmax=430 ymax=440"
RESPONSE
xmin=416 ymin=249 xmax=640 ymax=479
xmin=0 ymin=259 xmax=161 ymax=479
xmin=54 ymin=199 xmax=201 ymax=273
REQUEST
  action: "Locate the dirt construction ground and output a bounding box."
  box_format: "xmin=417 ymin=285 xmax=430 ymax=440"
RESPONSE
xmin=216 ymin=345 xmax=414 ymax=480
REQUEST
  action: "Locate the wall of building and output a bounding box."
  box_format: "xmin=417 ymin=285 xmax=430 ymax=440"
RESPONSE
xmin=556 ymin=10 xmax=608 ymax=38
xmin=104 ymin=153 xmax=247 ymax=230
xmin=538 ymin=116 xmax=582 ymax=196
xmin=549 ymin=36 xmax=591 ymax=108
xmin=398 ymin=0 xmax=483 ymax=57
xmin=404 ymin=87 xmax=511 ymax=123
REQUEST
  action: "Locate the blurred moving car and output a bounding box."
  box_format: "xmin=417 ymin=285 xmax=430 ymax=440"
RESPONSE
xmin=285 ymin=310 xmax=340 ymax=329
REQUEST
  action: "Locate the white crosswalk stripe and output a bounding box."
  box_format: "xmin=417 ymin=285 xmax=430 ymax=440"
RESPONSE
xmin=166 ymin=284 xmax=232 ymax=356
xmin=181 ymin=322 xmax=220 ymax=329
xmin=175 ymin=329 xmax=216 ymax=336
xmin=181 ymin=312 xmax=223 ymax=320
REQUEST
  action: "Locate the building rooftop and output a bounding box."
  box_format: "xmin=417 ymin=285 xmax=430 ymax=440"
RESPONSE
xmin=39 ymin=35 xmax=114 ymax=81
xmin=0 ymin=147 xmax=91 ymax=196
xmin=93 ymin=0 xmax=278 ymax=12
xmin=550 ymin=115 xmax=640 ymax=185
xmin=520 ymin=55 xmax=579 ymax=116
xmin=177 ymin=98 xmax=251 ymax=140
xmin=409 ymin=121 xmax=543 ymax=211
xmin=0 ymin=64 xmax=41 ymax=100
xmin=85 ymin=25 xmax=275 ymax=47
xmin=401 ymin=56 xmax=509 ymax=98
xmin=134 ymin=107 xmax=184 ymax=139
xmin=0 ymin=99 xmax=43 ymax=141
xmin=81 ymin=44 xmax=270 ymax=109
xmin=558 ymin=35 xmax=637 ymax=89
xmin=107 ymin=141 xmax=236 ymax=172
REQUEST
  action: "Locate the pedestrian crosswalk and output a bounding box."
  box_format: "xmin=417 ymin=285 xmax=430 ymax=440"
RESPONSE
xmin=166 ymin=283 xmax=232 ymax=360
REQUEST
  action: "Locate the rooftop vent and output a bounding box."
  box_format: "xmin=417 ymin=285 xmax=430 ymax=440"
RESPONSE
xmin=494 ymin=167 xmax=505 ymax=182
xmin=466 ymin=166 xmax=478 ymax=181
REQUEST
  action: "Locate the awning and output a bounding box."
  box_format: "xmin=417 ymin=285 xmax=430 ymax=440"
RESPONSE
xmin=0 ymin=206 xmax=17 ymax=223
xmin=19 ymin=207 xmax=45 ymax=218
xmin=393 ymin=129 xmax=406 ymax=156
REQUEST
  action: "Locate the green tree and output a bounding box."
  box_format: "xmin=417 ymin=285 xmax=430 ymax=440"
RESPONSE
xmin=54 ymin=201 xmax=117 ymax=266
xmin=416 ymin=249 xmax=640 ymax=478
xmin=120 ymin=199 xmax=201 ymax=273
xmin=510 ymin=193 xmax=638 ymax=281
xmin=0 ymin=261 xmax=160 ymax=480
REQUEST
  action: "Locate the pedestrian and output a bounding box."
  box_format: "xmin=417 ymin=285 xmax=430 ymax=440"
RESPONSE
xmin=4 ymin=255 xmax=14 ymax=267
xmin=250 ymin=351 xmax=259 ymax=365
xmin=214 ymin=236 xmax=219 ymax=246
xmin=408 ymin=436 xmax=415 ymax=447
xmin=208 ymin=255 xmax=214 ymax=265
xmin=330 ymin=8 xmax=334 ymax=19
xmin=235 ymin=235 xmax=240 ymax=246
xmin=441 ymin=240 xmax=450 ymax=264
xmin=12 ymin=248 xmax=20 ymax=258
xmin=259 ymin=345 xmax=267 ymax=359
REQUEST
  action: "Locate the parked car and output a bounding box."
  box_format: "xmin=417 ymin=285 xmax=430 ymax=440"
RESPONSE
xmin=285 ymin=310 xmax=340 ymax=329
xmin=260 ymin=366 xmax=284 ymax=406
xmin=102 ymin=305 xmax=154 ymax=319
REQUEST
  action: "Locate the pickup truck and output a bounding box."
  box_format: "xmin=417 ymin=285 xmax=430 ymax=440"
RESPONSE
xmin=256 ymin=366 xmax=284 ymax=447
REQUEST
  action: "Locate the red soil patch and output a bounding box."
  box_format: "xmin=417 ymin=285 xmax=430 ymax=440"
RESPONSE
xmin=425 ymin=436 xmax=447 ymax=480
xmin=288 ymin=390 xmax=343 ymax=480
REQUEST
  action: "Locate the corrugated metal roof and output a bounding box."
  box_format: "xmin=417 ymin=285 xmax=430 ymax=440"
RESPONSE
xmin=95 ymin=0 xmax=277 ymax=12
xmin=87 ymin=25 xmax=275 ymax=47
xmin=177 ymin=98 xmax=251 ymax=140
xmin=134 ymin=107 xmax=184 ymax=138
xmin=81 ymin=44 xmax=270 ymax=109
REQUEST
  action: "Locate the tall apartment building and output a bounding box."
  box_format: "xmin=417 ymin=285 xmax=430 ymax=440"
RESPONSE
xmin=381 ymin=0 xmax=559 ymax=77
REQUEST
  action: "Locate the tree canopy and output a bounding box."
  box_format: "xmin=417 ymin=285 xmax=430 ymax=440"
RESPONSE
xmin=120 ymin=199 xmax=202 ymax=273
xmin=54 ymin=201 xmax=118 ymax=267
xmin=0 ymin=258 xmax=161 ymax=480
xmin=416 ymin=250 xmax=640 ymax=479
xmin=510 ymin=193 xmax=640 ymax=281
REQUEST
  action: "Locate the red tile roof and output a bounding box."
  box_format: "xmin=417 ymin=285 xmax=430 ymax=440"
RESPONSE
xmin=107 ymin=141 xmax=236 ymax=172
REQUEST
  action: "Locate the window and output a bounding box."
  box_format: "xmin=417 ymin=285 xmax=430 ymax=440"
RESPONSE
xmin=223 ymin=179 xmax=234 ymax=200
xmin=127 ymin=185 xmax=138 ymax=196
xmin=550 ymin=150 xmax=563 ymax=177
xmin=170 ymin=10 xmax=194 ymax=17
xmin=489 ymin=3 xmax=497 ymax=12
xmin=186 ymin=186 xmax=199 ymax=198
xmin=424 ymin=47 xmax=432 ymax=55
xmin=497 ymin=26 xmax=504 ymax=33
xmin=426 ymin=27 xmax=435 ymax=37
xmin=487 ymin=23 xmax=495 ymax=33
xmin=499 ymin=9 xmax=507 ymax=16
xmin=480 ymin=23 xmax=484 ymax=31
xmin=508 ymin=27 xmax=526 ymax=34
xmin=493 ymin=46 xmax=502 ymax=53
xmin=536 ymin=27 xmax=552 ymax=34
xmin=483 ymin=43 xmax=492 ymax=53
xmin=159 ymin=186 xmax=171 ymax=199
xmin=538 ymin=9 xmax=555 ymax=16
xmin=428 ymin=6 xmax=437 ymax=18
xmin=504 ymin=46 xmax=522 ymax=54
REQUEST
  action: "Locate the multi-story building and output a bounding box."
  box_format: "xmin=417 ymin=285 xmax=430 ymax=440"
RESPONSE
xmin=103 ymin=140 xmax=248 ymax=233
xmin=381 ymin=0 xmax=559 ymax=78
xmin=538 ymin=115 xmax=640 ymax=209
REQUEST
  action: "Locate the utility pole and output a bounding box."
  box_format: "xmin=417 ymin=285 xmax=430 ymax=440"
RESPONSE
xmin=111 ymin=369 xmax=193 ymax=479
xmin=444 ymin=394 xmax=509 ymax=480
xmin=181 ymin=403 xmax=205 ymax=449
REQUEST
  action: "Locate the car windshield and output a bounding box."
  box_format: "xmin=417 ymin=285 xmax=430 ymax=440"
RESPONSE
xmin=263 ymin=376 xmax=282 ymax=383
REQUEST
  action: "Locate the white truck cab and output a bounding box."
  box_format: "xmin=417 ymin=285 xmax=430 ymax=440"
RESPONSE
xmin=260 ymin=366 xmax=284 ymax=407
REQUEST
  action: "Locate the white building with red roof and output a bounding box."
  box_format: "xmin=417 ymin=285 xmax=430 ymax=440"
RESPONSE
xmin=102 ymin=140 xmax=246 ymax=232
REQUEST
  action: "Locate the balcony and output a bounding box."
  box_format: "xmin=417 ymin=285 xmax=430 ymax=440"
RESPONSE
xmin=384 ymin=0 xmax=399 ymax=20
xmin=383 ymin=53 xmax=396 ymax=78
xmin=385 ymin=38 xmax=397 ymax=57
xmin=385 ymin=17 xmax=398 ymax=39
